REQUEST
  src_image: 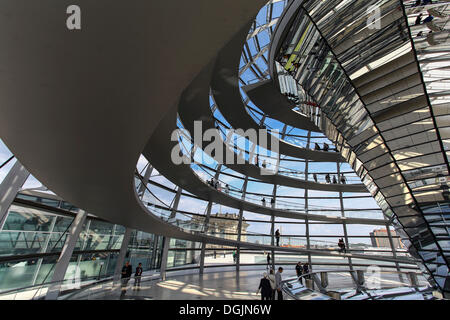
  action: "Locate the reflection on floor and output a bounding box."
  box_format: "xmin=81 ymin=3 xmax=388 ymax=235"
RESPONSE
xmin=62 ymin=266 xmax=429 ymax=300
xmin=118 ymin=270 xmax=267 ymax=300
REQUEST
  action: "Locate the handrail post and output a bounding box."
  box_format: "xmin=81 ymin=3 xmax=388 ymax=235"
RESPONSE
xmin=320 ymin=272 xmax=329 ymax=289
xmin=357 ymin=270 xmax=365 ymax=287
xmin=350 ymin=270 xmax=365 ymax=292
xmin=305 ymin=278 xmax=314 ymax=290
xmin=408 ymin=272 xmax=419 ymax=287
xmin=311 ymin=273 xmax=327 ymax=293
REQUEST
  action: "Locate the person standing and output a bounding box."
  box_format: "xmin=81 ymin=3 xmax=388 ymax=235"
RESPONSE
xmin=275 ymin=267 xmax=284 ymax=300
xmin=120 ymin=261 xmax=132 ymax=297
xmin=275 ymin=229 xmax=281 ymax=247
xmin=266 ymin=253 xmax=271 ymax=269
xmin=295 ymin=261 xmax=303 ymax=284
xmin=338 ymin=238 xmax=344 ymax=253
xmin=415 ymin=13 xmax=423 ymax=25
xmin=302 ymin=263 xmax=310 ymax=279
xmin=262 ymin=198 xmax=266 ymax=206
xmin=256 ymin=273 xmax=272 ymax=301
xmin=133 ymin=262 xmax=143 ymax=290
xmin=267 ymin=268 xmax=276 ymax=300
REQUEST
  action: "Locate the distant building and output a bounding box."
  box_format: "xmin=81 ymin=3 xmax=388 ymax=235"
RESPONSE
xmin=191 ymin=212 xmax=249 ymax=250
xmin=370 ymin=228 xmax=404 ymax=249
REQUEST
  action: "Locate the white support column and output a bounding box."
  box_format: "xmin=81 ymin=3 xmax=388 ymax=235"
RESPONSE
xmin=0 ymin=160 xmax=30 ymax=230
xmin=199 ymin=201 xmax=213 ymax=275
xmin=159 ymin=187 xmax=182 ymax=280
xmin=199 ymin=165 xmax=222 ymax=275
xmin=236 ymin=176 xmax=248 ymax=272
xmin=159 ymin=237 xmax=170 ymax=281
xmin=45 ymin=209 xmax=87 ymax=300
xmin=137 ymin=164 xmax=153 ymax=198
xmin=113 ymin=227 xmax=133 ymax=283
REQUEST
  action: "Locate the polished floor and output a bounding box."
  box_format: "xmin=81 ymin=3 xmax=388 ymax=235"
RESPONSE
xmin=61 ymin=265 xmax=425 ymax=300
xmin=68 ymin=269 xmax=270 ymax=300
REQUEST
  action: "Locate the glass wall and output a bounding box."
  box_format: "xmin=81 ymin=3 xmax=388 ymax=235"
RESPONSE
xmin=0 ymin=195 xmax=164 ymax=292
xmin=127 ymin=230 xmax=163 ymax=272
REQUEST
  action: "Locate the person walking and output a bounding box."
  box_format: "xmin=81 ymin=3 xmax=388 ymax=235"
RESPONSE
xmin=295 ymin=261 xmax=303 ymax=284
xmin=232 ymin=250 xmax=237 ymax=263
xmin=134 ymin=262 xmax=143 ymax=290
xmin=275 ymin=267 xmax=284 ymax=300
xmin=256 ymin=273 xmax=272 ymax=300
xmin=120 ymin=261 xmax=132 ymax=297
xmin=275 ymin=229 xmax=281 ymax=247
xmin=268 ymin=269 xmax=276 ymax=300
